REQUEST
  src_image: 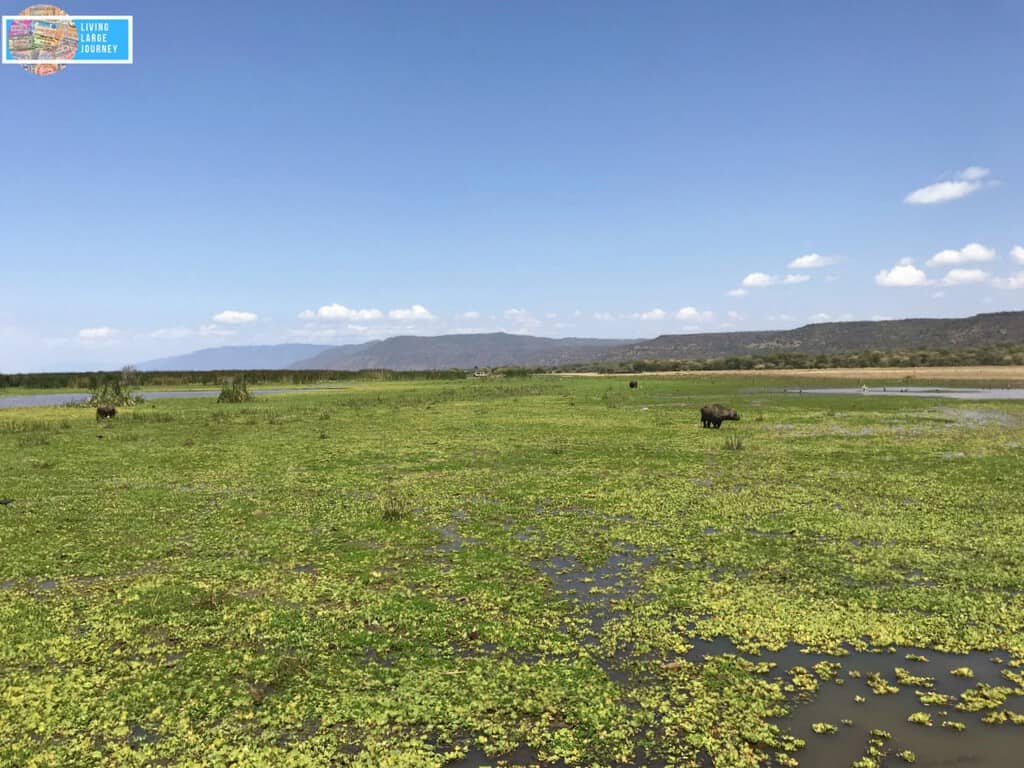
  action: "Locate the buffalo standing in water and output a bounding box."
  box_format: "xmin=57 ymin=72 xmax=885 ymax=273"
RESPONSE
xmin=700 ymin=404 xmax=739 ymax=429
xmin=95 ymin=405 xmax=117 ymax=420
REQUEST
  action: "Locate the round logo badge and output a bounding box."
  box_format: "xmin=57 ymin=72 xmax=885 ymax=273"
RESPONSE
xmin=8 ymin=4 xmax=78 ymax=77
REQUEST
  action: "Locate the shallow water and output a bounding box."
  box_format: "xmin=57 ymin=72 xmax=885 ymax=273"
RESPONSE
xmin=0 ymin=387 xmax=342 ymax=409
xmin=786 ymin=386 xmax=1024 ymax=400
xmin=686 ymin=636 xmax=1024 ymax=767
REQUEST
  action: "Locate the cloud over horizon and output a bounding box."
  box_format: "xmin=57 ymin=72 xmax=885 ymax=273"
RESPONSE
xmin=212 ymin=310 xmax=258 ymax=324
xmin=78 ymin=327 xmax=116 ymax=340
xmin=876 ymin=259 xmax=929 ymax=287
xmin=904 ymin=167 xmax=994 ymax=205
xmin=740 ymin=272 xmax=811 ymax=288
xmin=388 ymin=304 xmax=434 ymax=321
xmin=926 ymin=242 xmax=995 ymax=267
xmin=788 ymin=253 xmax=838 ymax=269
xmin=941 ymin=268 xmax=990 ymax=286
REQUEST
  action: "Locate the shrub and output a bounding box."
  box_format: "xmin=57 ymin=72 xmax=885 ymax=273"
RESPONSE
xmin=378 ymin=487 xmax=413 ymax=522
xmin=87 ymin=378 xmax=143 ymax=408
xmin=723 ymin=434 xmax=744 ymax=451
xmin=217 ymin=377 xmax=255 ymax=403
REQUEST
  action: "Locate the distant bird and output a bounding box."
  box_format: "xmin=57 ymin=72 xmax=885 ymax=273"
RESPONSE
xmin=0 ymin=499 xmax=13 ymax=506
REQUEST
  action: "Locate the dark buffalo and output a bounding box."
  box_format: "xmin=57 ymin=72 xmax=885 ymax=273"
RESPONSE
xmin=96 ymin=405 xmax=117 ymax=420
xmin=628 ymin=380 xmax=638 ymax=389
xmin=700 ymin=403 xmax=739 ymax=429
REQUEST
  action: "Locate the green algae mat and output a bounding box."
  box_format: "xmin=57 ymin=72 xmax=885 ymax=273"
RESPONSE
xmin=1 ymin=376 xmax=1022 ymax=767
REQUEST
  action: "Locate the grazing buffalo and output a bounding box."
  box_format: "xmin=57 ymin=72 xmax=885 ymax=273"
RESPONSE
xmin=700 ymin=404 xmax=739 ymax=429
xmin=629 ymin=380 xmax=638 ymax=389
xmin=96 ymin=405 xmax=117 ymax=420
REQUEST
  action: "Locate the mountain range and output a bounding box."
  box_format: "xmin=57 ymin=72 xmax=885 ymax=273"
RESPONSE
xmin=135 ymin=311 xmax=1024 ymax=371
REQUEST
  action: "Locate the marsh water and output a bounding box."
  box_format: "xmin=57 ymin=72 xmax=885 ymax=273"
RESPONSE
xmin=524 ymin=549 xmax=1024 ymax=768
xmin=0 ymin=387 xmax=341 ymax=409
xmin=689 ymin=636 xmax=1024 ymax=768
xmin=786 ymin=386 xmax=1024 ymax=400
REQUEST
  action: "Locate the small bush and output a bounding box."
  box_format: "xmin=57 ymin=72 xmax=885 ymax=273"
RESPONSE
xmin=218 ymin=378 xmax=255 ymax=404
xmin=378 ymin=487 xmax=412 ymax=522
xmin=723 ymin=435 xmax=744 ymax=451
xmin=87 ymin=378 xmax=143 ymax=408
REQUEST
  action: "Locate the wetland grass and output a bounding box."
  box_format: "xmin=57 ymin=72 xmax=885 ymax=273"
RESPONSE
xmin=0 ymin=375 xmax=1022 ymax=766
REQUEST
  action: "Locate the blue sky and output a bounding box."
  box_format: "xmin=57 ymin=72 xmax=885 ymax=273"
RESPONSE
xmin=1 ymin=1 xmax=1022 ymax=371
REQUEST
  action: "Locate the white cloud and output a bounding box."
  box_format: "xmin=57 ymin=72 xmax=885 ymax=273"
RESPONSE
xmin=727 ymin=288 xmax=748 ymax=298
xmin=926 ymin=242 xmax=995 ymax=266
xmin=307 ymin=304 xmax=384 ymax=321
xmin=871 ymin=315 xmax=894 ymax=322
xmin=462 ymin=311 xmax=481 ymax=320
xmin=212 ymin=310 xmax=258 ymax=324
xmin=676 ymin=306 xmax=713 ymax=322
xmin=388 ymin=304 xmax=434 ymax=321
xmin=199 ymin=324 xmax=237 ymax=337
xmin=634 ymin=308 xmax=667 ymax=321
xmin=544 ymin=312 xmax=558 ymax=320
xmin=297 ymin=309 xmax=316 ymax=320
xmin=960 ymin=166 xmax=991 ymax=181
xmin=993 ymin=272 xmax=1024 ymax=290
xmin=741 ymin=272 xmax=776 ymax=288
xmin=875 ymin=261 xmax=930 ymax=287
xmin=1011 ymin=245 xmax=1024 ymax=265
xmin=931 ymin=290 xmax=945 ymax=299
xmin=788 ymin=253 xmax=837 ymax=269
xmin=905 ymin=167 xmax=993 ymax=205
xmin=941 ymin=268 xmax=989 ymax=286
xmin=504 ymin=308 xmax=532 ymax=322
xmin=150 ymin=327 xmax=192 ymax=340
xmin=593 ymin=312 xmax=614 ymax=321
xmin=809 ymin=313 xmax=831 ymax=323
xmin=739 ymin=272 xmax=809 ymax=289
xmin=78 ymin=327 xmax=116 ymax=340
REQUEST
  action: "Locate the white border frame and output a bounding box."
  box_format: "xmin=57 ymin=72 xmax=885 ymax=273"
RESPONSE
xmin=2 ymin=15 xmax=133 ymax=64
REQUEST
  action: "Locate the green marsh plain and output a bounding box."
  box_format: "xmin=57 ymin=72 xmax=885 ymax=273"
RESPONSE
xmin=1 ymin=376 xmax=1023 ymax=767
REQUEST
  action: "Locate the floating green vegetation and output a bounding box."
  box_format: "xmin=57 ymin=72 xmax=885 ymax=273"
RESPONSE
xmin=897 ymin=750 xmax=917 ymax=763
xmin=907 ymin=711 xmax=933 ymax=726
xmin=942 ymin=720 xmax=967 ymax=731
xmin=895 ymin=667 xmax=934 ymax=688
xmin=1 ymin=374 xmax=1023 ymax=766
xmin=951 ymin=666 xmax=975 ymax=678
xmin=918 ymin=691 xmax=953 ymax=706
xmin=957 ymin=683 xmax=1014 ymax=712
xmin=787 ymin=666 xmax=820 ymax=693
xmin=811 ymin=722 xmax=838 ymax=734
xmin=812 ymin=660 xmax=842 ymax=680
xmin=866 ymin=672 xmax=901 ymax=695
